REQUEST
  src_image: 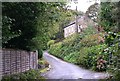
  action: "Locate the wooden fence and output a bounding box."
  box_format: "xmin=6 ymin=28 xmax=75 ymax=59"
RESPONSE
xmin=0 ymin=49 xmax=38 ymax=76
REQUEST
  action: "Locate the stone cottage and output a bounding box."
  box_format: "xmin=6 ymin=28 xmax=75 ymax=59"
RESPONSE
xmin=64 ymin=15 xmax=96 ymax=38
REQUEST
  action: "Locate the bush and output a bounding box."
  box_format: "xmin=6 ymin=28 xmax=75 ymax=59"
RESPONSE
xmin=76 ymin=47 xmax=89 ymax=67
xmin=64 ymin=52 xmax=79 ymax=64
xmin=47 ymin=40 xmax=55 ymax=48
xmin=96 ymin=56 xmax=107 ymax=72
xmin=2 ymin=69 xmax=45 ymax=81
xmin=48 ymin=27 xmax=107 ymax=71
xmin=84 ymin=44 xmax=107 ymax=70
xmin=38 ymin=49 xmax=43 ymax=59
xmin=62 ymin=34 xmax=77 ymax=47
xmin=80 ymin=34 xmax=104 ymax=47
xmin=82 ymin=26 xmax=97 ymax=36
xmin=49 ymin=38 xmax=107 ymax=71
xmin=49 ymin=42 xmax=63 ymax=58
xmin=114 ymin=70 xmax=120 ymax=79
xmin=104 ymin=32 xmax=120 ymax=78
xmin=48 ymin=33 xmax=107 ymax=70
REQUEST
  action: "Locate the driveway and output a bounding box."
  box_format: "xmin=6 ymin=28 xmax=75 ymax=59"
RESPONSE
xmin=42 ymin=51 xmax=109 ymax=79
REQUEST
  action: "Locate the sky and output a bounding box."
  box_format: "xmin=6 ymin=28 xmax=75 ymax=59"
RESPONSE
xmin=67 ymin=0 xmax=100 ymax=13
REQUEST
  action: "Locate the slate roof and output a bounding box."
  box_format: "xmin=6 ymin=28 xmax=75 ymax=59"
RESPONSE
xmin=64 ymin=16 xmax=85 ymax=28
xmin=64 ymin=22 xmax=75 ymax=28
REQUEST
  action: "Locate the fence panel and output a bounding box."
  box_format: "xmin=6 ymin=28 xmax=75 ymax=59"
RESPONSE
xmin=1 ymin=49 xmax=38 ymax=76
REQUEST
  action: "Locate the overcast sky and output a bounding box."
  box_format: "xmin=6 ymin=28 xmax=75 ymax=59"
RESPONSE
xmin=67 ymin=0 xmax=100 ymax=13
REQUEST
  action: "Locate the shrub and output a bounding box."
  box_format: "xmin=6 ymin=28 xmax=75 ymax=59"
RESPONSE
xmin=84 ymin=44 xmax=107 ymax=70
xmin=74 ymin=44 xmax=107 ymax=70
xmin=2 ymin=69 xmax=45 ymax=81
xmin=62 ymin=34 xmax=77 ymax=46
xmin=38 ymin=49 xmax=43 ymax=59
xmin=48 ymin=33 xmax=107 ymax=71
xmin=114 ymin=70 xmax=120 ymax=79
xmin=47 ymin=40 xmax=55 ymax=48
xmin=49 ymin=42 xmax=63 ymax=57
xmin=76 ymin=47 xmax=90 ymax=67
xmin=48 ymin=26 xmax=108 ymax=71
xmin=64 ymin=52 xmax=79 ymax=64
xmin=104 ymin=32 xmax=120 ymax=78
xmin=80 ymin=34 xmax=104 ymax=47
xmin=82 ymin=26 xmax=97 ymax=36
xmin=96 ymin=56 xmax=107 ymax=71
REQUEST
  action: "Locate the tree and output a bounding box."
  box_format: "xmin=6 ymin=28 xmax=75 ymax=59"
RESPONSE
xmin=100 ymin=2 xmax=120 ymax=79
xmin=2 ymin=2 xmax=75 ymax=50
xmin=2 ymin=16 xmax=20 ymax=44
xmin=86 ymin=3 xmax=100 ymax=22
xmin=32 ymin=2 xmax=70 ymax=49
xmin=2 ymin=2 xmax=39 ymax=50
xmin=112 ymin=2 xmax=120 ymax=32
xmin=100 ymin=2 xmax=116 ymax=32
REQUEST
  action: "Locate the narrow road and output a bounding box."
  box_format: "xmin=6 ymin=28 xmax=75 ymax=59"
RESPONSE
xmin=42 ymin=51 xmax=109 ymax=79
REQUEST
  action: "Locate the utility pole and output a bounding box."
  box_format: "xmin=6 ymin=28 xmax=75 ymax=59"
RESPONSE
xmin=75 ymin=6 xmax=78 ymax=33
xmin=74 ymin=0 xmax=78 ymax=33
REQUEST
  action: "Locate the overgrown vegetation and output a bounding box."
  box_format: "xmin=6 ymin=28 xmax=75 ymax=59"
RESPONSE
xmin=2 ymin=58 xmax=51 ymax=80
xmin=2 ymin=1 xmax=120 ymax=79
xmin=38 ymin=49 xmax=43 ymax=59
xmin=2 ymin=69 xmax=45 ymax=81
xmin=2 ymin=2 xmax=76 ymax=51
xmin=48 ymin=3 xmax=120 ymax=79
xmin=38 ymin=59 xmax=50 ymax=73
xmin=100 ymin=2 xmax=120 ymax=79
xmin=48 ymin=27 xmax=108 ymax=71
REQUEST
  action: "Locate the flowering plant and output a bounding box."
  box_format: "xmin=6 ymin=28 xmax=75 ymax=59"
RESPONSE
xmin=96 ymin=56 xmax=107 ymax=71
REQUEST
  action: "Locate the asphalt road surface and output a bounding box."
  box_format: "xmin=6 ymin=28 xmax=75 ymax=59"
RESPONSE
xmin=42 ymin=51 xmax=109 ymax=79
